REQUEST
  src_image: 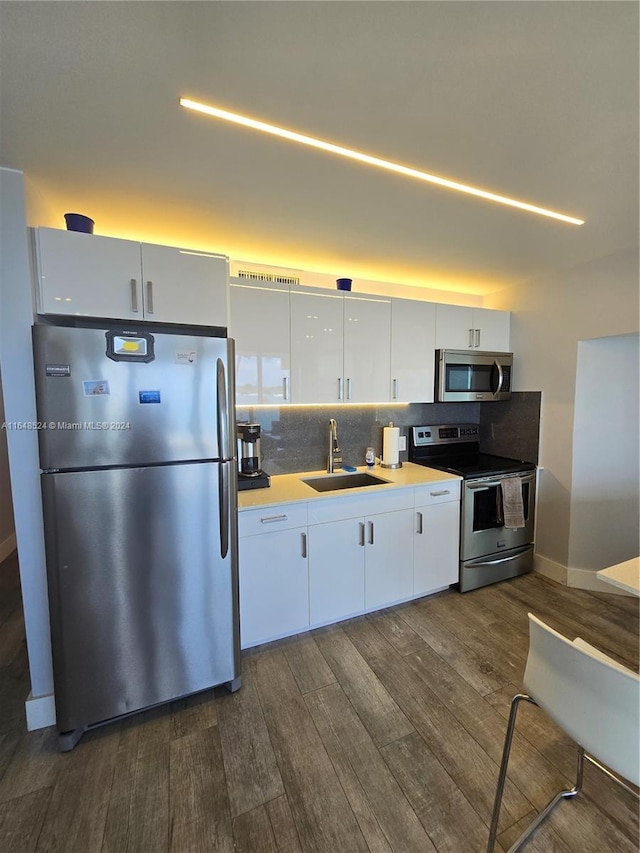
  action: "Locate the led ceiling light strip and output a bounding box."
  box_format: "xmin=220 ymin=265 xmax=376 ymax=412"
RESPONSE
xmin=179 ymin=98 xmax=584 ymax=225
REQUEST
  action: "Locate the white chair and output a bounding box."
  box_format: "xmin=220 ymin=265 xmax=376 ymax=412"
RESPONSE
xmin=487 ymin=612 xmax=640 ymax=853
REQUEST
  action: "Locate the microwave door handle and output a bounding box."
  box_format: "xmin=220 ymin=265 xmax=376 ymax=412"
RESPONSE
xmin=494 ymin=360 xmax=504 ymax=396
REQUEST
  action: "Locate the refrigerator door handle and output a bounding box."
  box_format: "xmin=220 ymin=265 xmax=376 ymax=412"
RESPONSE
xmin=216 ymin=358 xmax=230 ymax=460
xmin=219 ymin=461 xmax=229 ymax=559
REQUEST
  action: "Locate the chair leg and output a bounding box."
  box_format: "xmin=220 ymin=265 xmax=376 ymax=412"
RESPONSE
xmin=487 ymin=693 xmax=535 ymax=853
xmin=503 ymin=746 xmax=584 ymax=852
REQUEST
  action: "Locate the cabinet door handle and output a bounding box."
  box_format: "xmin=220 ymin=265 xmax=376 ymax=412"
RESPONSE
xmin=282 ymin=376 xmax=289 ymax=401
xmin=346 ymin=378 xmax=352 ymax=400
xmin=146 ymin=280 xmax=154 ymax=315
xmin=130 ymin=279 xmax=139 ymax=313
xmin=260 ymin=514 xmax=288 ymax=524
xmin=474 ymin=328 xmax=480 ymax=348
xmin=416 ymin=511 xmax=423 ymax=534
xmin=468 ymin=328 xmax=474 ymax=348
xmin=392 ymin=378 xmax=398 ymax=400
xmin=368 ymin=520 xmax=374 ymax=545
xmin=430 ymin=489 xmax=451 ymax=497
xmin=359 ymin=522 xmax=365 ymax=546
xmin=338 ymin=377 xmax=343 ymax=400
xmin=301 ymin=532 xmax=307 ymax=559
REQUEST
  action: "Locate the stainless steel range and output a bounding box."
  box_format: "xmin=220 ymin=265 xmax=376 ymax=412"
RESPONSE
xmin=409 ymin=424 xmax=536 ymax=592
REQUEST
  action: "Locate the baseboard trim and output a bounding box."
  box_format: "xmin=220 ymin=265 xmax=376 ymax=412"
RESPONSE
xmin=533 ymin=553 xmax=567 ymax=585
xmin=0 ymin=533 xmax=16 ymax=564
xmin=25 ymin=691 xmax=56 ymax=731
xmin=567 ymin=566 xmax=634 ymax=596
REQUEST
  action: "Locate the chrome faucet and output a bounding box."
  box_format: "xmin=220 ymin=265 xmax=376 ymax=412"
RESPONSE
xmin=327 ymin=418 xmax=342 ymax=473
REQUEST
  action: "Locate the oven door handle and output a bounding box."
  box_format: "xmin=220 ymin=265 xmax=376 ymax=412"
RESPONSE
xmin=467 ymin=473 xmax=536 ymax=490
xmin=467 ymin=546 xmax=531 ymax=567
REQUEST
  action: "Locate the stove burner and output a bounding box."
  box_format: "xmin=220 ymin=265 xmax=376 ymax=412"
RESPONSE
xmin=409 ymin=423 xmax=535 ymax=480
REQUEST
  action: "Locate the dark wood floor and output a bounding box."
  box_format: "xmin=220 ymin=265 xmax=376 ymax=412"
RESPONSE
xmin=0 ymin=550 xmax=638 ymax=853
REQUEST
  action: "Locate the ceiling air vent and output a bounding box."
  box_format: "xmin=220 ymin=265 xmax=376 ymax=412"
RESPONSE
xmin=237 ymin=269 xmax=300 ymax=286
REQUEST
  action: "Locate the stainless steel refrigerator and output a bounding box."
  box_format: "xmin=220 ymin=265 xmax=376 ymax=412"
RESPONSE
xmin=33 ymin=322 xmax=241 ymax=750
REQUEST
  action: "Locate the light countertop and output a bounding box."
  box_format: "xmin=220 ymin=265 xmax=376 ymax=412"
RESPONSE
xmin=596 ymin=558 xmax=640 ymax=597
xmin=237 ymin=462 xmax=461 ymax=511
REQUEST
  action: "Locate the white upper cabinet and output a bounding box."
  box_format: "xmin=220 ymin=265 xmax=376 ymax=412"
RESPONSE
xmin=290 ymin=289 xmax=391 ymax=404
xmin=472 ymin=307 xmax=511 ymax=351
xmin=34 ymin=228 xmax=142 ymax=319
xmin=390 ymin=298 xmax=436 ymax=402
xmin=139 ymin=243 xmax=228 ymax=327
xmin=290 ymin=289 xmax=344 ymax=404
xmin=229 ymin=283 xmax=291 ymax=405
xmin=34 ymin=228 xmax=229 ymax=327
xmin=435 ymin=304 xmax=510 ymax=352
xmin=343 ymin=294 xmax=391 ymax=403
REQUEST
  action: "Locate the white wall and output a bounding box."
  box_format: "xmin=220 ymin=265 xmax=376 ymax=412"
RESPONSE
xmin=569 ymin=334 xmax=639 ymax=574
xmin=0 ymin=168 xmax=54 ymax=727
xmin=484 ymin=246 xmax=639 ymax=579
xmin=0 ymin=367 xmax=16 ymax=560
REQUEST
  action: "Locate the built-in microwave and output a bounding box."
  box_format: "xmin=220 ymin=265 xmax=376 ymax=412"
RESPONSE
xmin=436 ymin=349 xmax=512 ymax=402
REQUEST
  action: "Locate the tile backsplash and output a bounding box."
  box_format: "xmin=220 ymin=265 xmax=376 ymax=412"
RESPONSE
xmin=236 ymin=393 xmax=541 ymax=475
xmin=479 ymin=391 xmax=541 ymax=464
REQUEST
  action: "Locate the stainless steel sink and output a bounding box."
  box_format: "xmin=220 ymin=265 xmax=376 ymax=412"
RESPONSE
xmin=302 ymin=472 xmax=390 ymax=492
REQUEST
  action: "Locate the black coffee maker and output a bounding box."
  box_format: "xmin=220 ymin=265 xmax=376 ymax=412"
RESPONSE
xmin=237 ymin=423 xmax=271 ymax=491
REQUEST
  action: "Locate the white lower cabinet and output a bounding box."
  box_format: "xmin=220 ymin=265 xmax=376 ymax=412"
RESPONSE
xmin=238 ymin=479 xmax=461 ymax=647
xmin=413 ymin=482 xmax=461 ymax=595
xmin=307 ymin=488 xmax=415 ymax=624
xmin=238 ymin=506 xmax=309 ymax=648
xmin=307 ymin=507 xmax=414 ymax=623
xmin=365 ymin=509 xmax=415 ymax=609
xmin=308 ymin=519 xmax=365 ymax=625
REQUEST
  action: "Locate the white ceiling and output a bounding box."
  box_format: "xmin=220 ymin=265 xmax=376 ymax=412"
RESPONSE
xmin=1 ymin=1 xmax=638 ymax=297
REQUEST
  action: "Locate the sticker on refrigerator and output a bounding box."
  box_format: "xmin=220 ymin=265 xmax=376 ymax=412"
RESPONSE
xmin=45 ymin=364 xmax=71 ymax=377
xmin=175 ymin=349 xmax=197 ymax=365
xmin=139 ymin=390 xmax=161 ymax=404
xmin=83 ymin=380 xmax=110 ymax=396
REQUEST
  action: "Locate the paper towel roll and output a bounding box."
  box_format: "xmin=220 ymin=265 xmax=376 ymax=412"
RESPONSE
xmin=383 ymin=425 xmax=400 ymax=467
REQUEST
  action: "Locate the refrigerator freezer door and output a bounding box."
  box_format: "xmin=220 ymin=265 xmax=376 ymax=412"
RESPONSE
xmin=33 ymin=324 xmax=232 ymax=469
xmin=42 ymin=462 xmax=240 ymax=733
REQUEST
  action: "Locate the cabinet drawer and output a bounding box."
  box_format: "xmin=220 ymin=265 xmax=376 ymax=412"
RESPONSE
xmin=414 ymin=480 xmax=461 ymax=507
xmin=307 ymin=487 xmax=413 ymax=525
xmin=238 ymin=503 xmax=308 ymax=537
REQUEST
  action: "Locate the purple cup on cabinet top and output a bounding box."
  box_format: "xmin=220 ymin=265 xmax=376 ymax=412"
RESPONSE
xmin=64 ymin=213 xmax=94 ymax=233
xmin=336 ymin=278 xmax=352 ymax=291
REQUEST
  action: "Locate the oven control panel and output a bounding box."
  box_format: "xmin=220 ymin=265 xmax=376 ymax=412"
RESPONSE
xmin=411 ymin=424 xmax=479 ymax=446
